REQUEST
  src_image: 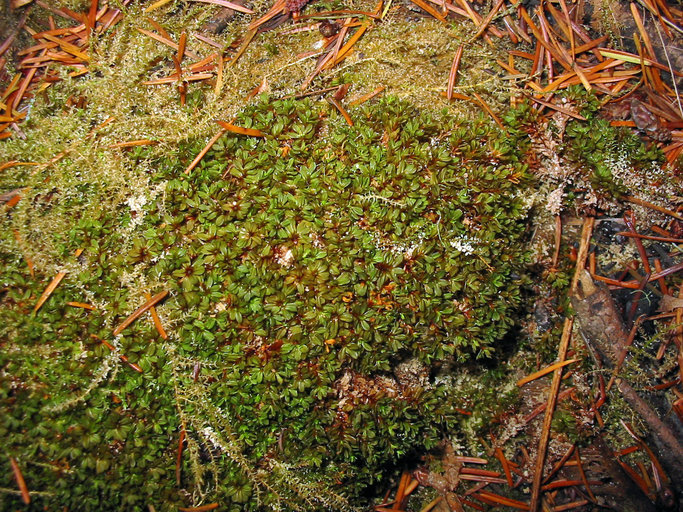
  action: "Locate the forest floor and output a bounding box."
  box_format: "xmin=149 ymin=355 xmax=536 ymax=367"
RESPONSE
xmin=0 ymin=0 xmax=682 ymax=510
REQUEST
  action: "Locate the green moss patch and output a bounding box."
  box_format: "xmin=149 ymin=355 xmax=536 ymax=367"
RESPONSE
xmin=1 ymin=96 xmax=530 ymax=510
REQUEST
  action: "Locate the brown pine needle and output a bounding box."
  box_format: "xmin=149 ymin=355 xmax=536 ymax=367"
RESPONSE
xmin=531 ymin=217 xmax=594 ymax=512
xmin=471 ymin=0 xmax=504 ymax=41
xmin=327 ymin=97 xmax=353 ymax=126
xmin=329 ymin=22 xmax=370 ymax=67
xmin=185 ymin=129 xmax=226 ymax=175
xmin=178 ymin=504 xmax=219 ymax=512
xmin=475 ymin=491 xmax=529 ymax=510
xmin=453 ymin=456 xmax=488 ymax=464
xmin=108 ymin=139 xmax=157 ymax=148
xmin=113 ymin=290 xmax=169 ymax=336
xmin=34 ymin=271 xmax=67 ymax=313
xmin=144 ymin=0 xmax=173 ymax=13
xmin=228 ymin=28 xmax=256 ymax=68
xmin=176 ymin=427 xmax=186 ymax=486
xmin=9 ymin=457 xmax=30 ymax=504
xmin=177 ymin=31 xmax=187 ymax=63
xmin=623 ymin=195 xmax=683 ymax=221
xmin=494 ymin=447 xmax=514 ymax=486
xmin=472 ymin=92 xmax=505 ymax=130
xmin=145 ymin=292 xmax=168 ymax=339
xmin=216 ymin=120 xmax=266 ymax=137
xmin=574 ymin=448 xmax=597 ymax=502
xmin=517 ymin=359 xmax=578 ymax=387
xmin=188 ymin=0 xmax=254 ymax=14
xmin=419 ymin=496 xmax=443 ymax=512
xmin=524 ymin=94 xmax=586 ymax=120
xmin=447 ymin=45 xmax=463 ymax=101
xmin=66 ymin=301 xmax=96 ymax=310
xmin=136 ymin=29 xmax=200 ymax=60
xmin=92 ymin=335 xmax=143 ymax=372
xmin=409 ymin=0 xmax=446 ymax=21
xmin=348 ymin=86 xmax=385 ymax=106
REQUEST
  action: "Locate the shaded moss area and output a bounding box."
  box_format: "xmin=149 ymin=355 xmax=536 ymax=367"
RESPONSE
xmin=1 ymin=97 xmax=531 ymax=510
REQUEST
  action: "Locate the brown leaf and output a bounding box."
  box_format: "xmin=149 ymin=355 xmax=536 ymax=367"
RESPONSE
xmin=658 ymin=294 xmax=683 ymax=313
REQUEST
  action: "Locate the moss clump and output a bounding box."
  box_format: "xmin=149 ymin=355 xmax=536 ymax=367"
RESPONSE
xmin=1 ymin=97 xmax=529 ymax=510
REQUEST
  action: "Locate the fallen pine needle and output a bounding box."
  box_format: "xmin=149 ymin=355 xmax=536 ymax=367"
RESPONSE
xmin=408 ymin=0 xmax=446 ymax=21
xmin=9 ymin=457 xmax=30 ymax=504
xmin=113 ymin=290 xmax=169 ymax=336
xmin=34 ymin=271 xmax=67 ymax=313
xmin=474 ymin=490 xmax=528 ymax=510
xmin=188 ymin=0 xmax=254 ymax=14
xmin=419 ymin=496 xmax=443 ymax=512
xmin=93 ymin=335 xmax=144 ymax=373
xmin=176 ymin=427 xmax=186 ymax=486
xmin=66 ymin=301 xmax=96 ymax=310
xmin=216 ymin=120 xmax=266 ymax=137
xmin=348 ymin=86 xmax=385 ymax=106
xmin=531 ymin=217 xmax=594 ymax=512
xmin=552 ymin=500 xmax=590 ymax=511
xmin=327 ymin=97 xmax=353 ymax=125
xmin=144 ymin=0 xmax=173 ymax=12
xmin=623 ymin=195 xmax=683 ymax=221
xmin=145 ymin=291 xmax=168 ymax=339
xmin=453 ymin=456 xmax=488 ymax=464
xmin=185 ymin=129 xmax=226 ymax=175
xmin=447 ymin=45 xmax=463 ymax=101
xmin=517 ymin=359 xmax=578 ymax=387
xmin=329 ymin=22 xmax=370 ymax=68
xmin=178 ymin=504 xmax=219 ymax=512
xmin=108 ymin=139 xmax=157 ymax=148
xmin=472 ymin=92 xmax=505 ymax=130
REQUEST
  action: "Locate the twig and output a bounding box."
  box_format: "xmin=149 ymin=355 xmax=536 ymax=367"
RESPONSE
xmin=531 ymin=217 xmax=594 ymax=512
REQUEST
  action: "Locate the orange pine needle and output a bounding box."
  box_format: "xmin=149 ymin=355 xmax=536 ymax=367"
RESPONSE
xmin=348 ymin=86 xmax=385 ymax=106
xmin=471 ymin=0 xmax=504 ymax=40
xmin=216 ymin=120 xmax=266 ymax=137
xmin=41 ymin=34 xmax=89 ymax=61
xmin=177 ymin=31 xmax=187 ymax=63
xmin=145 ymin=292 xmax=168 ymax=339
xmin=185 ymin=129 xmax=227 ymax=175
xmin=93 ymin=335 xmax=144 ymax=373
xmin=108 ymin=139 xmax=157 ymax=148
xmin=176 ymin=427 xmax=186 ymax=486
xmin=447 ymin=45 xmax=463 ymax=101
xmin=472 ymin=92 xmax=505 ymax=130
xmin=330 ymin=22 xmax=370 ymax=67
xmin=494 ymin=447 xmax=513 ymax=486
xmin=9 ymin=457 xmax=30 ymax=504
xmin=34 ymin=271 xmax=67 ymax=313
xmin=113 ymin=290 xmax=169 ymax=336
xmin=409 ymin=0 xmax=446 ymax=21
xmin=178 ymin=504 xmax=219 ymax=512
xmin=66 ymin=301 xmax=96 ymax=310
xmin=4 ymin=192 xmax=22 ymax=209
xmin=327 ymin=97 xmax=353 ymax=126
xmin=517 ymin=359 xmax=578 ymax=387
xmin=188 ymin=0 xmax=254 ymax=14
xmin=474 ymin=491 xmax=529 ymax=510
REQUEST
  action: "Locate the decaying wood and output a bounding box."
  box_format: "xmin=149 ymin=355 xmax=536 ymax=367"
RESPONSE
xmin=571 ymin=269 xmax=683 ymax=497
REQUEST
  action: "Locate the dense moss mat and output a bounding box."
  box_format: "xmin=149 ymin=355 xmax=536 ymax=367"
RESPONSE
xmin=0 ymin=97 xmax=531 ymax=510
